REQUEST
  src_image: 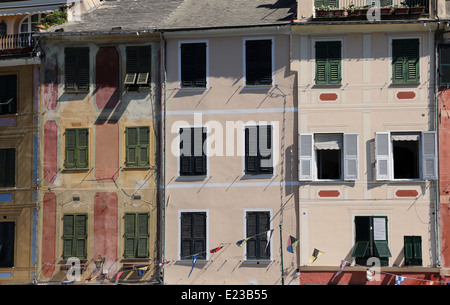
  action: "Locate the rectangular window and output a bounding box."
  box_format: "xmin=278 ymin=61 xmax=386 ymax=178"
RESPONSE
xmin=125 ymin=46 xmax=151 ymax=90
xmin=62 ymin=214 xmax=87 ymax=259
xmin=126 ymin=126 xmax=150 ymax=167
xmin=245 ymin=125 xmax=273 ymax=175
xmin=299 ymin=133 xmax=358 ymax=181
xmin=65 ymin=47 xmax=90 ymax=92
xmin=0 ymin=222 xmax=14 ymax=267
xmin=375 ymin=131 xmax=437 ymax=180
xmin=246 ymin=211 xmax=270 ymax=260
xmin=0 ymin=148 xmax=15 ymax=187
xmin=315 ymin=41 xmax=341 ymax=85
xmin=124 ymin=213 xmax=149 ymax=258
xmin=404 ymin=236 xmax=422 ymax=266
xmin=65 ymin=128 xmax=89 ymax=169
xmin=179 ymin=127 xmax=207 ymax=176
xmin=0 ymin=75 xmax=17 ymax=115
xmin=439 ymin=44 xmax=450 ymax=86
xmin=352 ymin=216 xmax=391 ymax=266
xmin=180 ymin=42 xmax=207 ymax=88
xmin=392 ymin=38 xmax=419 ymax=84
xmin=245 ymin=39 xmax=272 ymax=86
xmin=314 ymin=0 xmax=338 ymax=7
xmin=180 ymin=212 xmax=206 ymax=260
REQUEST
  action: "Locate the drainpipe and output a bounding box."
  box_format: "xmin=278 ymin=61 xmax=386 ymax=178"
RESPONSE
xmin=161 ymin=31 xmax=167 ymax=285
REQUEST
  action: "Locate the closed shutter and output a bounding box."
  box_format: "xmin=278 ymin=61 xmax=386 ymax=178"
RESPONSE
xmin=181 ymin=43 xmax=207 ymax=88
xmin=245 ymin=126 xmax=258 ymax=174
xmin=375 ymin=132 xmax=391 ymax=180
xmin=75 ymin=214 xmax=87 ymax=258
xmin=124 ymin=213 xmax=136 ymax=258
xmin=193 ymin=127 xmax=206 ymax=175
xmin=65 ymin=129 xmax=77 ymax=168
xmin=138 ymin=127 xmax=150 ymax=167
xmin=315 ymin=41 xmax=341 ymax=85
xmin=77 ymin=129 xmax=89 ymax=168
xmin=179 ymin=128 xmax=192 ymax=175
xmin=65 ymin=47 xmax=89 ymax=91
xmin=404 ymin=236 xmax=422 ymax=265
xmin=194 ymin=213 xmax=206 ymax=259
xmin=181 ymin=212 xmax=206 ymax=260
xmin=126 ymin=46 xmax=151 ymax=87
xmin=343 ymin=133 xmax=359 ymax=180
xmin=315 ymin=42 xmax=328 ymax=84
xmin=259 ymin=125 xmax=273 ymax=172
xmin=421 ymin=131 xmax=437 ymax=180
xmin=63 ymin=214 xmax=74 ymax=258
xmin=392 ymin=39 xmax=419 ymax=83
xmin=0 ymin=222 xmax=14 ymax=267
xmin=405 ymin=39 xmax=419 ymax=83
xmin=246 ymin=213 xmax=257 ymax=259
xmin=328 ymin=41 xmax=341 ymax=84
xmin=245 ymin=40 xmax=272 ymax=86
xmin=439 ymin=45 xmax=450 ymax=86
xmin=0 ymin=149 xmax=15 ymax=187
xmin=126 ymin=127 xmax=137 ymax=167
xmin=77 ymin=48 xmax=90 ymax=91
xmin=136 ymin=213 xmax=149 ymax=258
xmin=299 ymin=134 xmax=314 ymax=181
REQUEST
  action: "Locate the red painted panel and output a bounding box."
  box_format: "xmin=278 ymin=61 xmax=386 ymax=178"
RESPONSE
xmin=42 ymin=192 xmax=56 ymax=278
xmin=43 ymin=54 xmax=58 ymax=111
xmin=397 ymin=91 xmax=415 ymax=99
xmin=44 ymin=120 xmax=58 ymax=184
xmin=95 ymin=122 xmax=119 ymax=183
xmin=395 ymin=190 xmax=418 ymax=197
xmin=318 ymin=190 xmax=340 ymax=197
xmin=320 ymin=93 xmax=338 ymax=101
xmin=95 ymin=47 xmax=119 ymax=109
xmin=94 ymin=192 xmax=118 ymax=276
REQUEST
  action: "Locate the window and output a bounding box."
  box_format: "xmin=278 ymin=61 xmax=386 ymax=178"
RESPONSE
xmin=245 ymin=125 xmax=273 ymax=175
xmin=404 ymin=236 xmax=422 ymax=266
xmin=439 ymin=44 xmax=450 ymax=86
xmin=125 ymin=46 xmax=151 ymax=91
xmin=20 ymin=14 xmax=45 ymax=34
xmin=314 ymin=0 xmax=338 ymax=7
xmin=0 ymin=21 xmax=6 ymax=37
xmin=245 ymin=39 xmax=272 ymax=86
xmin=180 ymin=42 xmax=207 ymax=88
xmin=352 ymin=216 xmax=391 ymax=266
xmin=375 ymin=131 xmax=437 ymax=180
xmin=65 ymin=47 xmax=89 ymax=92
xmin=392 ymin=38 xmax=419 ymax=84
xmin=124 ymin=213 xmax=149 ymax=258
xmin=315 ymin=40 xmax=341 ymax=85
xmin=0 ymin=75 xmax=17 ymax=115
xmin=246 ymin=211 xmax=270 ymax=260
xmin=65 ymin=128 xmax=89 ymax=169
xmin=0 ymin=148 xmax=15 ymax=187
xmin=0 ymin=222 xmax=14 ymax=267
xmin=62 ymin=214 xmax=87 ymax=259
xmin=179 ymin=127 xmax=207 ymax=176
xmin=126 ymin=127 xmax=149 ymax=167
xmin=299 ymin=133 xmax=359 ymax=181
xmin=180 ymin=212 xmax=206 ymax=260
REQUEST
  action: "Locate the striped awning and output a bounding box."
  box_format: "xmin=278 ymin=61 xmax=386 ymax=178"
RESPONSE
xmin=0 ymin=1 xmax=67 ymax=16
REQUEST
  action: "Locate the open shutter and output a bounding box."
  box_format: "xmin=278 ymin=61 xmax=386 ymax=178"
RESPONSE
xmin=138 ymin=127 xmax=150 ymax=167
xmin=65 ymin=129 xmax=76 ymax=168
xmin=77 ymin=129 xmax=89 ymax=168
xmin=352 ymin=241 xmax=369 ymax=257
xmin=299 ymin=134 xmax=314 ymax=181
xmin=124 ymin=213 xmax=136 ymax=258
xmin=136 ymin=213 xmax=149 ymax=258
xmin=421 ymin=131 xmax=438 ymax=180
xmin=343 ymin=133 xmax=359 ymax=180
xmin=375 ymin=132 xmax=391 ymax=180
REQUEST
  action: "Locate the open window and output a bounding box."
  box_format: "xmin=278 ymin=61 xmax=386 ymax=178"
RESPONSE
xmin=299 ymin=133 xmax=358 ymax=181
xmin=125 ymin=46 xmax=151 ymax=91
xmin=0 ymin=222 xmax=14 ymax=267
xmin=0 ymin=75 xmax=17 ymax=115
xmin=375 ymin=131 xmax=437 ymax=180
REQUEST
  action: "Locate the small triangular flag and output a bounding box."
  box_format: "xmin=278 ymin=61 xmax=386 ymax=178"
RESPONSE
xmin=188 ymin=255 xmax=198 ymax=278
xmin=210 ymin=246 xmax=223 ymax=253
xmin=309 ymin=248 xmax=324 ymax=263
xmin=395 ymin=275 xmax=406 ymax=285
xmin=236 ymin=237 xmax=250 ymax=247
xmin=366 ymin=269 xmax=375 ymax=281
xmin=286 ymin=236 xmax=298 ymax=253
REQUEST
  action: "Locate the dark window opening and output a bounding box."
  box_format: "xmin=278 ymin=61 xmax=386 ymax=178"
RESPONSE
xmin=0 ymin=75 xmax=17 ymax=115
xmin=392 ymin=137 xmax=419 ymax=179
xmin=180 ymin=43 xmax=207 ymax=88
xmin=0 ymin=148 xmax=15 ymax=187
xmin=125 ymin=46 xmax=151 ymax=91
xmin=317 ymin=149 xmax=341 ymax=179
xmin=245 ymin=39 xmax=272 ymax=86
xmin=180 ymin=212 xmax=206 ymax=260
xmin=0 ymin=222 xmax=14 ymax=267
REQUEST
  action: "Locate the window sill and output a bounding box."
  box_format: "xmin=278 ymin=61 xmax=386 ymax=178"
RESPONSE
xmin=242 ymin=260 xmax=272 ymax=266
xmin=64 ymin=90 xmax=90 ymax=94
xmin=122 ymin=166 xmax=153 ymax=171
xmin=62 ymin=167 xmax=91 ymax=172
xmin=242 ymin=174 xmax=275 ymax=180
xmin=175 ymin=259 xmax=208 ymax=266
xmin=243 ymin=85 xmax=274 ymax=90
xmin=176 ymin=175 xmax=209 ymax=182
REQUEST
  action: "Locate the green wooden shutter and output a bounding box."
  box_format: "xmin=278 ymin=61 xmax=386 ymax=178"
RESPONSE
xmin=392 ymin=39 xmax=419 ymax=83
xmin=75 ymin=214 xmax=87 ymax=258
xmin=405 ymin=39 xmax=419 ymax=83
xmin=136 ymin=213 xmax=149 ymax=258
xmin=65 ymin=47 xmax=89 ymax=91
xmin=63 ymin=214 xmax=74 ymax=258
xmin=404 ymin=236 xmax=422 ymax=265
xmin=352 ymin=241 xmax=369 ymax=257
xmin=65 ymin=48 xmax=77 ymax=90
xmin=138 ymin=127 xmax=150 ymax=167
xmin=126 ymin=127 xmax=137 ymax=167
xmin=315 ymin=41 xmax=341 ymax=85
xmin=65 ymin=129 xmax=77 ymax=169
xmin=77 ymin=48 xmax=90 ymax=91
xmin=374 ymin=240 xmax=392 ymax=258
xmin=77 ymin=129 xmax=89 ymax=168
xmin=124 ymin=213 xmax=136 ymax=258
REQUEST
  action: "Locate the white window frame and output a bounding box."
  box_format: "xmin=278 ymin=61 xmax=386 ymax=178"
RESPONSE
xmin=310 ymin=37 xmax=345 ymax=86
xmin=387 ymin=34 xmax=423 ymax=85
xmin=178 ymin=40 xmax=209 ymax=90
xmin=19 ymin=13 xmax=45 ymax=34
xmin=177 ymin=209 xmax=209 ymax=261
xmin=242 ymin=37 xmax=275 ymax=88
xmin=242 ymin=208 xmax=273 ymax=262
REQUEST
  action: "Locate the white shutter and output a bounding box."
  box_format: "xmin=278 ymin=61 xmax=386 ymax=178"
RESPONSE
xmin=421 ymin=131 xmax=438 ymax=180
xmin=343 ymin=133 xmax=359 ymax=181
xmin=375 ymin=132 xmax=391 ymax=181
xmin=299 ymin=134 xmax=314 ymax=181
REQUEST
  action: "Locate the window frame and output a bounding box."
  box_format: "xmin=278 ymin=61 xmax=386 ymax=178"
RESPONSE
xmin=124 ymin=45 xmax=151 ymax=91
xmin=62 ymin=213 xmax=87 ymax=259
xmin=123 ymin=212 xmax=149 ymax=259
xmin=178 ymin=40 xmax=209 ymax=89
xmin=0 ymin=221 xmax=14 ymax=267
xmin=313 ymin=39 xmax=342 ymax=86
xmin=125 ymin=126 xmax=150 ymax=168
xmin=64 ymin=128 xmax=89 ymax=169
xmin=243 ymin=37 xmax=274 ymax=87
xmin=64 ymin=47 xmax=90 ymax=93
xmin=178 ymin=126 xmax=208 ymax=177
xmin=0 ymin=148 xmax=15 ymax=188
xmin=243 ymin=124 xmax=274 ymax=176
xmin=0 ymin=74 xmax=17 ymax=116
xmin=178 ymin=210 xmax=208 ymax=261
xmin=244 ymin=209 xmax=272 ymax=261
xmin=439 ymin=44 xmax=450 ymax=86
xmin=388 ymin=36 xmax=421 ymax=84
xmin=404 ymin=235 xmax=422 ymax=266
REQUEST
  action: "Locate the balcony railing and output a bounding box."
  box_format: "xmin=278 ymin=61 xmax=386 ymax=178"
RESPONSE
xmin=0 ymin=33 xmax=35 ymax=51
xmin=314 ymin=0 xmax=429 ymax=17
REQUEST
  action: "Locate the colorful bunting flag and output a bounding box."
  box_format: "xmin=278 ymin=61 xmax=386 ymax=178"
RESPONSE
xmin=395 ymin=275 xmax=406 ymax=285
xmin=331 ymin=260 xmax=348 ymax=282
xmin=210 ymin=246 xmax=223 ymax=253
xmin=309 ymin=248 xmax=324 ymax=263
xmin=138 ymin=266 xmax=148 ymax=276
xmin=366 ymin=269 xmax=375 ymax=281
xmin=236 ymin=237 xmax=250 ymax=247
xmin=265 ymin=229 xmax=274 ymax=252
xmin=115 ymin=272 xmax=123 ymax=284
xmin=286 ymin=236 xmax=299 ymax=253
xmin=159 ymin=260 xmax=171 ymax=266
xmin=188 ymin=255 xmax=198 ymax=278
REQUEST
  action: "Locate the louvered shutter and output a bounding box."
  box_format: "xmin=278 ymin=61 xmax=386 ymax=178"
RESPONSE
xmin=392 ymin=39 xmax=419 ymax=83
xmin=421 ymin=131 xmax=437 ymax=180
xmin=65 ymin=47 xmax=89 ymax=91
xmin=136 ymin=213 xmax=149 ymax=258
xmin=245 ymin=40 xmax=272 ymax=86
xmin=181 ymin=43 xmax=206 ymax=88
xmin=259 ymin=125 xmax=273 ymax=172
xmin=343 ymin=133 xmax=359 ymax=180
xmin=63 ymin=214 xmax=74 ymax=258
xmin=315 ymin=42 xmax=328 ymax=84
xmin=245 ymin=126 xmax=258 ymax=174
xmin=179 ymin=128 xmax=192 ymax=175
xmin=138 ymin=127 xmax=150 ymax=167
xmin=246 ymin=213 xmax=257 ymax=259
xmin=440 ymin=45 xmax=450 ymax=86
xmin=124 ymin=213 xmax=136 ymax=258
xmin=328 ymin=41 xmax=341 ymax=84
xmin=259 ymin=212 xmax=270 ymax=258
xmin=299 ymin=134 xmax=314 ymax=181
xmin=375 ymin=132 xmax=391 ymax=180
xmin=75 ymin=214 xmax=87 ymax=258
xmin=180 ymin=213 xmax=192 ymax=259
xmin=405 ymin=39 xmax=419 ymax=83
xmin=77 ymin=48 xmax=90 ymax=91
xmin=194 ymin=213 xmax=206 ymax=259
xmin=64 ymin=48 xmax=77 ymax=90
xmin=65 ymin=129 xmax=76 ymax=168
xmin=126 ymin=127 xmax=137 ymax=167
xmin=77 ymin=129 xmax=89 ymax=168
xmin=193 ymin=127 xmax=206 ymax=175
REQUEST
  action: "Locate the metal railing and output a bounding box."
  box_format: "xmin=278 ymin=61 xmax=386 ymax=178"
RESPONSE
xmin=0 ymin=33 xmax=34 ymax=51
xmin=315 ymin=0 xmax=429 ymax=13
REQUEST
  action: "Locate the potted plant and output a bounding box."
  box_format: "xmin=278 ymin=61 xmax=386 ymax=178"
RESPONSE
xmin=393 ymin=4 xmax=409 ymax=14
xmin=331 ymin=8 xmax=346 ymax=16
xmin=409 ymin=4 xmax=425 ymax=14
xmin=315 ymin=5 xmax=332 ymax=17
xmin=380 ymin=6 xmax=393 ymax=15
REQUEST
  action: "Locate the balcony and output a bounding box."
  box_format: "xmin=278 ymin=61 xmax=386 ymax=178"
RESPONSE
xmin=0 ymin=33 xmax=35 ymax=58
xmin=314 ymin=0 xmax=429 ymax=19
